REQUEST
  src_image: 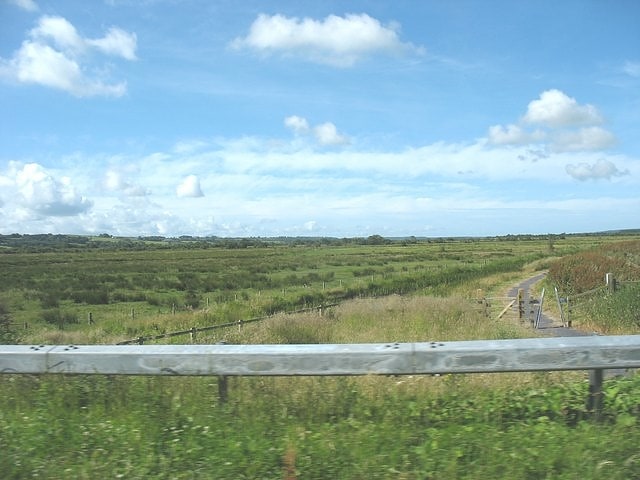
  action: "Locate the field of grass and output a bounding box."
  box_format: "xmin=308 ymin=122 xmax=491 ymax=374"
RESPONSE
xmin=1 ymin=233 xmax=640 ymax=478
xmin=0 ymin=233 xmax=626 ymax=345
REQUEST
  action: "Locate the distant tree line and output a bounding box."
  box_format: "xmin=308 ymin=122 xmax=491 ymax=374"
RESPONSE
xmin=1 ymin=230 xmax=638 ymax=253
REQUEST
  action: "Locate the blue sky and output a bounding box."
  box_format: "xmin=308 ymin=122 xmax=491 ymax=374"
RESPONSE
xmin=1 ymin=0 xmax=639 ymax=238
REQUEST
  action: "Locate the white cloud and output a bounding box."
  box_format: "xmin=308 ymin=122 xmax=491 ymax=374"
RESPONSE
xmin=87 ymin=27 xmax=138 ymax=61
xmin=231 ymin=13 xmax=422 ymax=67
xmin=104 ymin=169 xmax=149 ymax=196
xmin=487 ymin=124 xmax=545 ymax=145
xmin=487 ymin=90 xmax=616 ymax=157
xmin=284 ymin=115 xmax=310 ymax=134
xmin=176 ymin=175 xmax=204 ymax=198
xmin=31 ymin=15 xmax=85 ymax=53
xmin=13 ymin=163 xmax=92 ymax=216
xmin=552 ymin=127 xmax=616 ymax=152
xmin=565 ymin=158 xmax=628 ymax=181
xmin=523 ymin=89 xmax=603 ymax=127
xmin=0 ymin=15 xmax=136 ymax=97
xmin=8 ymin=0 xmax=38 ymax=11
xmin=313 ymin=122 xmax=350 ymax=146
xmin=284 ymin=115 xmax=349 ymax=146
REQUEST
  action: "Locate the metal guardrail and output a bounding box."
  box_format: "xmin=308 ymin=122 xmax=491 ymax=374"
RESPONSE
xmin=2 ymin=335 xmax=639 ymax=413
xmin=2 ymin=335 xmax=639 ymax=376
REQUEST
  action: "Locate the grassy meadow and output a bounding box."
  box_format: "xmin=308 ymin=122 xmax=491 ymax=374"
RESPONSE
xmin=1 ymin=233 xmax=640 ymax=478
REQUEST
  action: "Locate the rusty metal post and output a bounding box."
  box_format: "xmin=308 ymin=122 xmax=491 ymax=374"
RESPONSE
xmin=218 ymin=375 xmax=228 ymax=404
xmin=587 ymin=368 xmax=604 ymax=420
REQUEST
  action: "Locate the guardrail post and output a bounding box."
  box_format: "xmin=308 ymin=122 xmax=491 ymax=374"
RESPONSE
xmin=217 ymin=340 xmax=229 ymax=404
xmin=218 ymin=375 xmax=228 ymax=404
xmin=587 ymin=369 xmax=604 ymax=420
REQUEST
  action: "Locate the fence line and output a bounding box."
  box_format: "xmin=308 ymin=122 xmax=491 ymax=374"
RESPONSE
xmin=116 ymin=303 xmax=339 ymax=345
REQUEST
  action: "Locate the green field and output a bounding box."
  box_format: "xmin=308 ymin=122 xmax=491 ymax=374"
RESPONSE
xmin=0 ymin=232 xmax=624 ymax=345
xmin=1 ymin=233 xmax=640 ymax=478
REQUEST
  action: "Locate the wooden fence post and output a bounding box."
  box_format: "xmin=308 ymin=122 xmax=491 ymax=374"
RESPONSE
xmin=534 ymin=288 xmax=545 ymax=328
xmin=517 ymin=288 xmax=524 ymax=321
xmin=605 ymin=273 xmax=617 ymax=293
xmin=554 ymin=287 xmax=566 ymax=327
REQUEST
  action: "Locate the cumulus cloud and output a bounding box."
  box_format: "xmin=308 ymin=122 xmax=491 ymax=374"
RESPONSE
xmin=104 ymin=170 xmax=149 ymax=196
xmin=303 ymin=220 xmax=317 ymax=232
xmin=314 ymin=122 xmax=350 ymax=146
xmin=552 ymin=126 xmax=616 ymax=152
xmin=487 ymin=89 xmax=616 ymax=156
xmin=13 ymin=163 xmax=92 ymax=216
xmin=231 ymin=13 xmax=422 ymax=67
xmin=565 ymin=158 xmax=629 ymax=181
xmin=176 ymin=175 xmax=204 ymax=198
xmin=285 ymin=115 xmax=349 ymax=146
xmin=284 ymin=115 xmax=310 ymax=135
xmin=0 ymin=15 xmax=136 ymax=97
xmin=523 ymin=89 xmax=602 ymax=127
xmin=487 ymin=124 xmax=545 ymax=145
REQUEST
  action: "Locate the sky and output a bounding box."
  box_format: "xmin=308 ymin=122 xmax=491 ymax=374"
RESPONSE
xmin=1 ymin=0 xmax=639 ymax=238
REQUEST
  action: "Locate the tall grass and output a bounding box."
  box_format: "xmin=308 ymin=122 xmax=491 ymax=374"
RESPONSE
xmin=1 ymin=366 xmax=639 ymax=479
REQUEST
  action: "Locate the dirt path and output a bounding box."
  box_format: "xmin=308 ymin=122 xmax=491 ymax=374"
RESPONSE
xmin=508 ymin=272 xmax=593 ymax=338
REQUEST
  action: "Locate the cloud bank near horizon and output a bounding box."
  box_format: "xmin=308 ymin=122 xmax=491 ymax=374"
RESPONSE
xmin=0 ymin=88 xmax=636 ymax=237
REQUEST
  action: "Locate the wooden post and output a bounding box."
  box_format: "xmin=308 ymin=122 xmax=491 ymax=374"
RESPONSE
xmin=605 ymin=273 xmax=617 ymax=293
xmin=534 ymin=288 xmax=545 ymax=329
xmin=554 ymin=287 xmax=566 ymax=327
xmin=190 ymin=327 xmax=197 ymax=344
xmin=88 ymin=312 xmax=93 ymax=325
xmin=517 ymin=288 xmax=524 ymax=320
